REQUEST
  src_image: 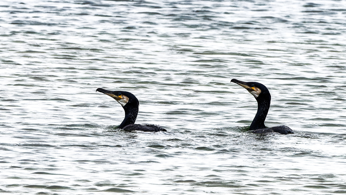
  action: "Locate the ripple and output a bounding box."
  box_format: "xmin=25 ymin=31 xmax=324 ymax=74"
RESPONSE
xmin=103 ymin=188 xmax=134 ymax=193
xmin=1 ymin=0 xmax=346 ymax=194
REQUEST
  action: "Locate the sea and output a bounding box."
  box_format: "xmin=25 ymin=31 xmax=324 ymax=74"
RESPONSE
xmin=1 ymin=0 xmax=346 ymax=194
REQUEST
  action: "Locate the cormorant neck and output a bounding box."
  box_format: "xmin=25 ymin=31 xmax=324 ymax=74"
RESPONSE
xmin=250 ymin=94 xmax=271 ymax=130
xmin=119 ymin=105 xmax=138 ymax=128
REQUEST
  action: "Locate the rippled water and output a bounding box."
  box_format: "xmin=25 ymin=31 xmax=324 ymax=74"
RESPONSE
xmin=1 ymin=0 xmax=346 ymax=194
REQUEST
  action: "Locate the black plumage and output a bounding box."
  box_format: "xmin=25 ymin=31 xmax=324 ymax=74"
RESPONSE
xmin=231 ymin=79 xmax=293 ymax=134
xmin=96 ymin=88 xmax=166 ymax=132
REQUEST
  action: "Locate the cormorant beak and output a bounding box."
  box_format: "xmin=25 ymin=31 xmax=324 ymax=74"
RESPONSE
xmin=231 ymin=79 xmax=261 ymax=98
xmin=96 ymin=88 xmax=129 ymax=106
xmin=96 ymin=88 xmax=122 ymax=100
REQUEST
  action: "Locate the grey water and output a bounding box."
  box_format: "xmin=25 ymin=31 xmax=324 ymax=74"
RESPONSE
xmin=1 ymin=0 xmax=346 ymax=194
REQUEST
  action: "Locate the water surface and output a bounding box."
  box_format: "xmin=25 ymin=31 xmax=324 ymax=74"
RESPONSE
xmin=1 ymin=0 xmax=346 ymax=194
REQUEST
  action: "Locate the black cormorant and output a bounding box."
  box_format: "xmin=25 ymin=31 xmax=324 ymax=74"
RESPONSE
xmin=231 ymin=79 xmax=293 ymax=134
xmin=96 ymin=88 xmax=166 ymax=132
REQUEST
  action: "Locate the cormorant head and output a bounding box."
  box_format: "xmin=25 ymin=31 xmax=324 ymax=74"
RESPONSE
xmin=231 ymin=79 xmax=270 ymax=99
xmin=96 ymin=88 xmax=139 ymax=107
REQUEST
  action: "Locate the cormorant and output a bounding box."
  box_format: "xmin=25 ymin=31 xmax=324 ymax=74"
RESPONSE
xmin=231 ymin=79 xmax=293 ymax=134
xmin=96 ymin=88 xmax=166 ymax=132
